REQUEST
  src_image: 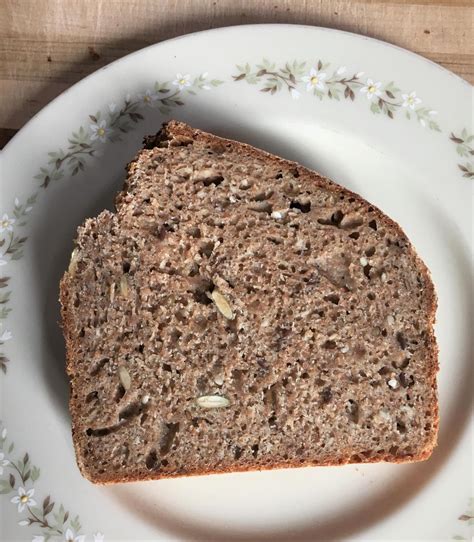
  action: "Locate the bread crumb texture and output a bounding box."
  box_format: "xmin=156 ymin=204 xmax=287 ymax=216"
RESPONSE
xmin=60 ymin=121 xmax=439 ymax=484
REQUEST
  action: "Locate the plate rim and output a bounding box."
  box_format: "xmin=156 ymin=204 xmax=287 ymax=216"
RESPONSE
xmin=0 ymin=22 xmax=472 ymax=542
xmin=1 ymin=22 xmax=471 ymax=156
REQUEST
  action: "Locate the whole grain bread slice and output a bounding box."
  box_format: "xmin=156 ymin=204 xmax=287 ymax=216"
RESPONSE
xmin=60 ymin=120 xmax=438 ymax=484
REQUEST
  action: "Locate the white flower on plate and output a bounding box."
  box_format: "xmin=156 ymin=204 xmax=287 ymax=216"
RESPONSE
xmin=302 ymin=67 xmax=327 ymax=92
xmin=14 ymin=197 xmax=20 ymax=207
xmin=108 ymin=103 xmax=117 ymax=113
xmin=18 ymin=519 xmax=29 ymax=526
xmin=0 ymin=214 xmax=15 ymax=233
xmin=11 ymin=487 xmax=37 ymax=513
xmin=0 ymin=452 xmax=10 ymax=475
xmin=173 ymin=73 xmax=191 ymax=90
xmin=137 ymin=89 xmax=158 ymax=107
xmin=64 ymin=528 xmax=85 ymax=542
xmin=0 ymin=329 xmax=12 ymax=342
xmin=89 ymin=120 xmax=110 ymax=143
xmin=0 ymin=258 xmax=7 ymax=266
xmin=336 ymin=65 xmax=347 ymax=75
xmin=360 ymin=79 xmax=382 ymax=100
xmin=419 ymin=118 xmax=427 ymax=128
xmin=401 ymin=91 xmax=422 ymax=110
xmin=290 ymin=88 xmax=301 ymax=100
xmin=428 ymin=110 xmax=438 ymax=116
xmin=32 ymin=536 xmax=45 ymax=542
xmin=355 ymin=71 xmax=365 ymax=79
xmin=93 ymin=532 xmax=105 ymax=542
xmin=1 ymin=428 xmax=6 ymax=439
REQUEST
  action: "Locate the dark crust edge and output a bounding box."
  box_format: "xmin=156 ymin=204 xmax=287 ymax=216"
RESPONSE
xmin=60 ymin=120 xmax=439 ymax=485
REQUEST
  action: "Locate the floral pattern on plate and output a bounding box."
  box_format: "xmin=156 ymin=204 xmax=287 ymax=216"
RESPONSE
xmin=232 ymin=58 xmax=441 ymax=129
xmin=453 ymin=498 xmax=474 ymax=540
xmin=449 ymin=129 xmax=474 ymax=179
xmin=0 ymin=425 xmax=103 ymax=541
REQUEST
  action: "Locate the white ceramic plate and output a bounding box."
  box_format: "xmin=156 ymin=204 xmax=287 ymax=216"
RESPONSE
xmin=0 ymin=24 xmax=472 ymax=542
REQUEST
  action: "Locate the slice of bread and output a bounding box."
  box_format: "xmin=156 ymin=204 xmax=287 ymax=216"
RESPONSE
xmin=60 ymin=120 xmax=438 ymax=484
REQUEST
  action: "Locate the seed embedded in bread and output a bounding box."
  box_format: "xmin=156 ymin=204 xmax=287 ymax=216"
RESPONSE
xmin=196 ymin=395 xmax=231 ymax=409
xmin=68 ymin=248 xmax=79 ymax=275
xmin=210 ymin=289 xmax=234 ymax=320
xmin=60 ymin=120 xmax=439 ymax=485
xmin=118 ymin=366 xmax=131 ymax=391
xmin=120 ymin=275 xmax=129 ymax=298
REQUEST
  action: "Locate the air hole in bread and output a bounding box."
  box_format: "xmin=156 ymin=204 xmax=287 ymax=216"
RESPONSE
xmin=318 ymin=210 xmax=344 ymax=227
xmin=188 ymin=226 xmax=201 ymax=238
xmin=363 ymin=264 xmax=372 ymax=279
xmin=202 ymin=174 xmax=224 ymax=187
xmin=160 ymin=422 xmax=180 ymax=455
xmin=85 ymin=391 xmax=98 ymax=403
xmin=114 ymin=384 xmax=126 ymax=402
xmin=145 ymin=449 xmax=160 ymax=469
xmin=399 ymin=372 xmax=415 ymax=388
xmin=268 ymin=414 xmax=277 ymax=428
xmin=320 ymin=387 xmax=332 ymax=404
xmin=396 ymin=332 xmax=407 ymax=350
xmin=86 ymin=425 xmax=121 ymax=437
xmin=396 ymin=420 xmax=407 ymax=434
xmin=398 ymin=358 xmax=410 ymax=370
xmin=90 ymin=358 xmax=108 ymax=376
xmin=290 ymin=199 xmax=311 ymax=213
xmin=118 ymin=401 xmax=142 ymax=421
xmin=234 ymin=446 xmax=243 ymax=460
xmin=346 ymin=400 xmax=359 ymax=423
xmin=198 ymin=240 xmax=215 ymax=258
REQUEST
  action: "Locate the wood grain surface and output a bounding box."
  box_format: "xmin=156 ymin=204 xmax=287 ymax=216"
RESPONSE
xmin=1 ymin=0 xmax=472 ymax=148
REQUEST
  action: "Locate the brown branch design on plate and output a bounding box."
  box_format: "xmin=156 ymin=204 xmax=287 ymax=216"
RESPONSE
xmin=233 ymin=58 xmax=441 ymax=130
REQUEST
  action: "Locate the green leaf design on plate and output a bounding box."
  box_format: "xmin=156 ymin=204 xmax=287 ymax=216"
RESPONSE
xmin=450 ymin=130 xmax=474 ymax=179
xmin=0 ymin=423 xmax=103 ymax=540
xmin=232 ymin=58 xmax=442 ymax=133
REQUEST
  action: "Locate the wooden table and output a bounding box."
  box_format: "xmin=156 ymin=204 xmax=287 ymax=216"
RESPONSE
xmin=1 ymin=0 xmax=472 ymax=148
